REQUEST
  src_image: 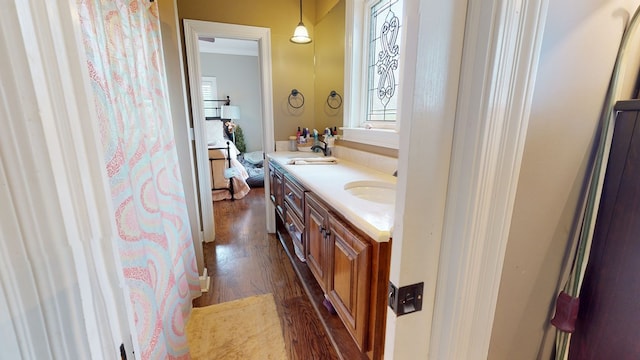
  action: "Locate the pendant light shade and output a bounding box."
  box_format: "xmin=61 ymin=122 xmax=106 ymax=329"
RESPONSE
xmin=290 ymin=0 xmax=311 ymax=44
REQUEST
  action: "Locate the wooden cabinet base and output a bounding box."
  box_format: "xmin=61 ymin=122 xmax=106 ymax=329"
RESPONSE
xmin=268 ymin=159 xmax=391 ymax=359
xmin=276 ymin=220 xmax=371 ymax=360
xmin=276 ymin=217 xmax=390 ymax=360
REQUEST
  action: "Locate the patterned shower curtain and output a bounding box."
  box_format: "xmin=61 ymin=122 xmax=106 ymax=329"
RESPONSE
xmin=76 ymin=1 xmax=200 ymax=358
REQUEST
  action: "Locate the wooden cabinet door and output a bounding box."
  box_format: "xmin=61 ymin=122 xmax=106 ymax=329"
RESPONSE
xmin=305 ymin=193 xmax=330 ymax=292
xmin=327 ymin=212 xmax=371 ymax=350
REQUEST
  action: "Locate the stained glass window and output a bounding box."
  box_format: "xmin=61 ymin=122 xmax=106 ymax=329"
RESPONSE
xmin=367 ymin=0 xmax=402 ymax=122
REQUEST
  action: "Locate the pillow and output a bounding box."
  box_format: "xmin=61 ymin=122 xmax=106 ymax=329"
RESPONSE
xmin=205 ymin=120 xmax=225 ymax=145
xmin=243 ymin=151 xmax=264 ymax=166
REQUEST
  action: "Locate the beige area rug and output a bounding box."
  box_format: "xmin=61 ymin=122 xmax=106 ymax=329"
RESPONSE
xmin=187 ymin=293 xmax=288 ymax=360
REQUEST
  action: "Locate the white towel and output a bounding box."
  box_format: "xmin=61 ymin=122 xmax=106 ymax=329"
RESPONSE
xmin=287 ymin=156 xmax=338 ymax=165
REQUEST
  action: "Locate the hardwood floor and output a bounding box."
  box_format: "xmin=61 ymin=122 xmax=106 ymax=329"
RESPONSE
xmin=193 ymin=188 xmax=339 ymax=360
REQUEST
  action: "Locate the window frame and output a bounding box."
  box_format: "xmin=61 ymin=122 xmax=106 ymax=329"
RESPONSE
xmin=343 ymin=0 xmax=403 ymax=149
xmin=201 ymin=76 xmax=220 ymax=118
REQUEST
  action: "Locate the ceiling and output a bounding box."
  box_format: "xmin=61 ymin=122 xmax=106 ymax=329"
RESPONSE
xmin=198 ymin=37 xmax=259 ymax=57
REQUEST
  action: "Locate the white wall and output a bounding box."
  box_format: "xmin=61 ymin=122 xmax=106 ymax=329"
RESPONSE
xmin=200 ymin=53 xmax=263 ymax=153
xmin=489 ymin=1 xmax=640 ymax=358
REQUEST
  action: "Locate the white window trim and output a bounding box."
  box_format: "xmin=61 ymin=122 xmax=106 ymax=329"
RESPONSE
xmin=341 ymin=127 xmax=400 ymax=148
xmin=343 ymin=0 xmax=402 ymax=149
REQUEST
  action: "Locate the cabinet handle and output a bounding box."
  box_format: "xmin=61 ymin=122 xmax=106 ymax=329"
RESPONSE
xmin=287 ymin=192 xmax=294 ymax=199
xmin=319 ymin=226 xmax=330 ymax=238
xmin=287 ymin=222 xmax=295 ymax=232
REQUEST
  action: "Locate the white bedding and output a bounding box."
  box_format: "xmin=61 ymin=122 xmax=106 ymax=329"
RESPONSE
xmin=208 ymin=140 xmax=250 ymax=201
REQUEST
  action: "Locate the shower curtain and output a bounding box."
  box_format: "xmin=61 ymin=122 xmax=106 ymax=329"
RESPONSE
xmin=76 ymin=0 xmax=200 ymax=358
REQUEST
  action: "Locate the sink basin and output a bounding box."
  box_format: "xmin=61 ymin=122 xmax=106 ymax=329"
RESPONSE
xmin=344 ymin=180 xmax=396 ymax=204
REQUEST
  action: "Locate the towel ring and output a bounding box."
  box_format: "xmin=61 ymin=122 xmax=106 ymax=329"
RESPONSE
xmin=326 ymin=90 xmax=342 ymax=109
xmin=288 ymin=89 xmax=305 ymax=109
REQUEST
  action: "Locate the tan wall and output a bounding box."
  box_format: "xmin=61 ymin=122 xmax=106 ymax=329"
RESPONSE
xmin=177 ymin=0 xmax=319 ymax=141
xmin=489 ymin=0 xmax=640 ymax=358
xmin=313 ymin=0 xmax=345 ymax=135
xmin=316 ymin=0 xmax=340 ymax=22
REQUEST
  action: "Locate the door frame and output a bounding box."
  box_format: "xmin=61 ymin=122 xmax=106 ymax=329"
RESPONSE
xmin=183 ymin=20 xmax=275 ymax=242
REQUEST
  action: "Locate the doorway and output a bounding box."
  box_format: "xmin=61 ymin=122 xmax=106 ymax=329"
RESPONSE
xmin=183 ymin=20 xmax=275 ymax=243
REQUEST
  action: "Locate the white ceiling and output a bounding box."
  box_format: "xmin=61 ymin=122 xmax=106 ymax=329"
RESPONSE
xmin=198 ymin=37 xmax=259 ymax=57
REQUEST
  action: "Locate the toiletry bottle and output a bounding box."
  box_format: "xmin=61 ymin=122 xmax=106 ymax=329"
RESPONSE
xmin=332 ymin=126 xmax=338 ymax=136
xmin=305 ymin=128 xmax=310 ymax=143
xmin=296 ymin=127 xmax=301 ymax=144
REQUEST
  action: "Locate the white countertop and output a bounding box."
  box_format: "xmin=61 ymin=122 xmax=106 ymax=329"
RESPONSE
xmin=268 ymin=151 xmax=395 ymax=242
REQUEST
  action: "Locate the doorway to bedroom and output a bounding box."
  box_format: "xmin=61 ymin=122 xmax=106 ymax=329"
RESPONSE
xmin=200 ymin=40 xmax=266 ymax=197
xmin=183 ymin=20 xmax=275 ymax=244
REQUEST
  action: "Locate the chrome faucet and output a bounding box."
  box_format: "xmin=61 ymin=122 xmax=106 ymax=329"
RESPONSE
xmin=310 ymin=140 xmax=329 ymax=156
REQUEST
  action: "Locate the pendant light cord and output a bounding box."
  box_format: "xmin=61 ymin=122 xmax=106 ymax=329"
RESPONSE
xmin=299 ymin=0 xmax=303 ymax=22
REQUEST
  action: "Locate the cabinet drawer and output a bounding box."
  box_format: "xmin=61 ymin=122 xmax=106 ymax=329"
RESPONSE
xmin=269 ymin=161 xmax=285 ymax=218
xmin=284 ymin=174 xmax=305 ymax=219
xmin=284 ymin=202 xmax=305 ymax=262
xmin=268 ymin=162 xmax=277 ymax=204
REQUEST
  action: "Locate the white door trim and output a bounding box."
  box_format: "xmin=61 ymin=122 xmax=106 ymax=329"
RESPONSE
xmin=429 ymin=0 xmax=549 ymax=359
xmin=183 ymin=20 xmax=275 ymax=241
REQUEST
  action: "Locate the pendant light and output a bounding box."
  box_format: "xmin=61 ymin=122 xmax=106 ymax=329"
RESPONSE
xmin=290 ymin=0 xmax=312 ymax=44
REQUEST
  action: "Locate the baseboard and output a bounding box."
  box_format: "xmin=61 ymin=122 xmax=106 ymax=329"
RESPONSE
xmin=199 ymin=267 xmax=210 ymax=293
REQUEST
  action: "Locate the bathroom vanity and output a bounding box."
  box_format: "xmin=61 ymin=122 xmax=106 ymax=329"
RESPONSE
xmin=267 ymin=152 xmax=395 ymax=360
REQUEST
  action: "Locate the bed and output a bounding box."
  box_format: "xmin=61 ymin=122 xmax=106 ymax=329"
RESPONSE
xmin=239 ymin=150 xmax=265 ymax=188
xmin=205 ymin=119 xmax=251 ymax=201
